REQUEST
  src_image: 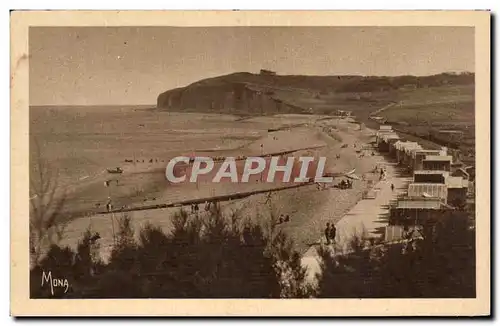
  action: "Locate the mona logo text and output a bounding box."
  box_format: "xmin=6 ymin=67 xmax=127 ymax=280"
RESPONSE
xmin=41 ymin=271 xmax=69 ymax=295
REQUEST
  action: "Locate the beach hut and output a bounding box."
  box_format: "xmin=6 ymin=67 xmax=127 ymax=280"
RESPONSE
xmin=377 ymin=133 xmax=400 ymax=152
xmin=388 ymin=197 xmax=462 ymax=226
xmin=423 ymin=155 xmax=453 ymax=172
xmin=395 ymin=141 xmax=421 ymax=167
xmin=413 ymin=170 xmax=449 ymax=184
xmin=407 ymin=183 xmax=448 ymax=203
xmin=446 ymin=176 xmax=469 ymax=208
xmin=411 ymin=149 xmax=442 ymax=172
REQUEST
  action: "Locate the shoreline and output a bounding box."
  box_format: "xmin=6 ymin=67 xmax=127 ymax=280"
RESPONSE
xmin=33 ymin=112 xmax=382 ymax=262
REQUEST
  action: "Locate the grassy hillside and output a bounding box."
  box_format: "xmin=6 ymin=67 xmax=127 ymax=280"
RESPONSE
xmin=157 ymin=71 xmax=475 ymax=159
xmin=157 ymin=71 xmax=474 ymax=117
xmin=377 ymin=85 xmax=475 ymax=159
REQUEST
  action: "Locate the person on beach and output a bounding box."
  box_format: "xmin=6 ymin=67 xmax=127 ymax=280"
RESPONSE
xmin=106 ymin=200 xmax=112 ymax=213
xmin=325 ymin=223 xmax=331 ymax=245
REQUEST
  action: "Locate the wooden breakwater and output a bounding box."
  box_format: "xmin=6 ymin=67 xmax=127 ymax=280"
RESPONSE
xmin=100 ymin=181 xmax=316 ymax=215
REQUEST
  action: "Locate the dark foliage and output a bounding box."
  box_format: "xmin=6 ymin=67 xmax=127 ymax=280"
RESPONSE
xmin=30 ymin=207 xmax=310 ymax=298
xmin=317 ymin=212 xmax=475 ymax=298
xmin=30 ymin=202 xmax=474 ymax=299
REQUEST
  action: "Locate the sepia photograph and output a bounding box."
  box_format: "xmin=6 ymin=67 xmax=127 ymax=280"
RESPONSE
xmin=11 ymin=10 xmax=490 ymax=316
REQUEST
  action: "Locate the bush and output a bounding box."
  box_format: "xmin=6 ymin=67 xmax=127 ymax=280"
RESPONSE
xmin=30 ymin=207 xmax=312 ymax=298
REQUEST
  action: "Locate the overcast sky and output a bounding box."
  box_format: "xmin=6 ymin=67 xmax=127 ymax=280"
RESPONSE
xmin=29 ymin=26 xmax=474 ymax=106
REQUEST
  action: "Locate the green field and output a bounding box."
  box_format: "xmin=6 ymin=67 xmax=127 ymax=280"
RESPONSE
xmin=378 ymin=85 xmax=475 ymax=158
xmin=279 ymin=83 xmax=476 ymax=160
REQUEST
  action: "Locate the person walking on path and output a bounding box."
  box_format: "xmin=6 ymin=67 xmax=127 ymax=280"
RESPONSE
xmin=324 ymin=223 xmax=331 ymax=245
xmin=329 ymin=223 xmax=337 ymax=244
xmin=391 ymin=183 xmax=395 ymax=192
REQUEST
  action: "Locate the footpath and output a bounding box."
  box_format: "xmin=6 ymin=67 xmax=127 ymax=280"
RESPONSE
xmin=300 ymin=155 xmax=412 ymax=286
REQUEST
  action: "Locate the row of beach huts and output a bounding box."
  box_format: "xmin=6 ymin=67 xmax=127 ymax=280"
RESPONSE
xmin=375 ymin=125 xmax=474 ymax=242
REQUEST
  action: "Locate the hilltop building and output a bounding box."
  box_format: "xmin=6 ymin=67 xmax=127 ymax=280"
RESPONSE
xmin=260 ymin=69 xmax=277 ymax=76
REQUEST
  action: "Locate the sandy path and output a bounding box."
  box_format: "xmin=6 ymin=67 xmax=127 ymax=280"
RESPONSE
xmin=300 ymin=155 xmax=413 ymax=286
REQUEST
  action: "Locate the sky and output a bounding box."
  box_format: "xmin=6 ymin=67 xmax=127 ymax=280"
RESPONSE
xmin=29 ymin=26 xmax=474 ymax=106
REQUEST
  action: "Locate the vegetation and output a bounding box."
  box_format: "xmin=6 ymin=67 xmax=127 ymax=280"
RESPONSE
xmin=317 ymin=212 xmax=475 ymax=298
xmin=30 ymin=203 xmax=475 ymax=298
xmin=334 ymin=72 xmax=474 ymax=93
xmin=29 ymin=140 xmax=67 ymax=266
xmin=30 ymin=206 xmax=313 ymax=298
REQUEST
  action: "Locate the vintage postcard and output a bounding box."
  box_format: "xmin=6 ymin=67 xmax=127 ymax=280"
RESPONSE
xmin=11 ymin=10 xmax=490 ymax=316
